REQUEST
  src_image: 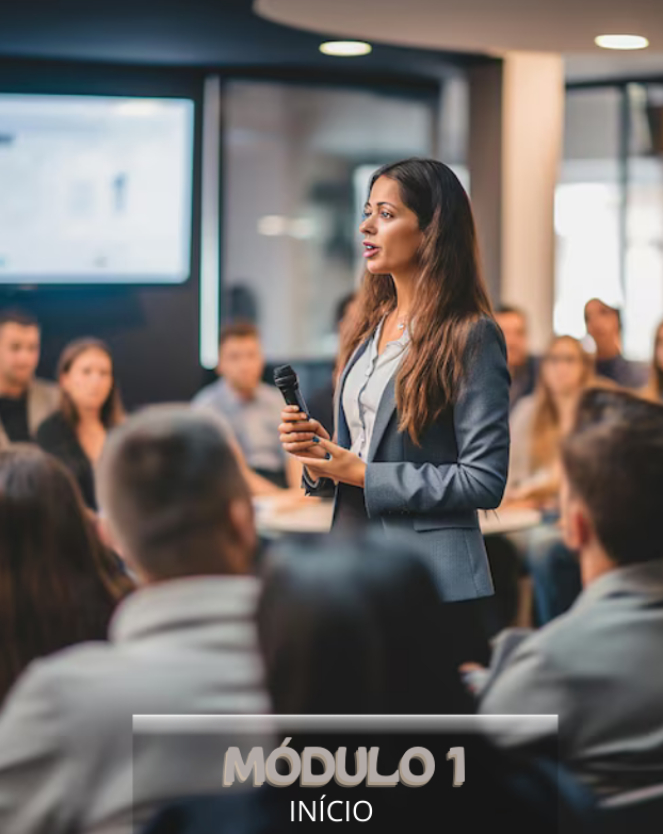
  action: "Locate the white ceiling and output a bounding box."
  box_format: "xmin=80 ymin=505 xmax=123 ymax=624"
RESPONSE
xmin=256 ymin=0 xmax=663 ymax=80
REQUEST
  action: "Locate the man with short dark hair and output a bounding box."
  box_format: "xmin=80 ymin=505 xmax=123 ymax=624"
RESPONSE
xmin=494 ymin=305 xmax=539 ymax=410
xmin=192 ymin=320 xmax=299 ymax=490
xmin=0 ymin=309 xmax=58 ymax=446
xmin=0 ymin=406 xmax=268 ymax=834
xmin=477 ymin=389 xmax=663 ymax=796
xmin=584 ymin=298 xmax=648 ymax=388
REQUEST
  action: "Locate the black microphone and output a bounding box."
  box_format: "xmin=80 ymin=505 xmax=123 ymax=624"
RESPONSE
xmin=273 ymin=364 xmax=309 ymax=416
xmin=274 ymin=364 xmax=330 ymax=461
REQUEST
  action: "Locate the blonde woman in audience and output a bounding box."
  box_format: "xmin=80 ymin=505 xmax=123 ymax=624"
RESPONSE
xmin=641 ymin=319 xmax=663 ymax=403
xmin=504 ymin=336 xmax=594 ymax=625
xmin=37 ymin=338 xmax=124 ymax=510
xmin=505 ymin=335 xmax=593 ymax=512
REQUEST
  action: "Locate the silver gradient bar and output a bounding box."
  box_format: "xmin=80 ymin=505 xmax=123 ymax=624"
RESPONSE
xmin=199 ymin=74 xmax=222 ymax=369
xmin=133 ymin=714 xmax=558 ymax=737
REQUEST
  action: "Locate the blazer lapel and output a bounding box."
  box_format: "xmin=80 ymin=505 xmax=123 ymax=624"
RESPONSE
xmin=334 ymin=340 xmax=369 ymax=448
xmin=367 ymin=373 xmax=397 ymax=462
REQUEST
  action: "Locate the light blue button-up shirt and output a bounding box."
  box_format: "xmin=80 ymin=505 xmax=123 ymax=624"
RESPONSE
xmin=192 ymin=379 xmax=286 ymax=473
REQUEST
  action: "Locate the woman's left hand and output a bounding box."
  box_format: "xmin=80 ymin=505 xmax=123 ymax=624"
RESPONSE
xmin=294 ymin=438 xmax=366 ymax=488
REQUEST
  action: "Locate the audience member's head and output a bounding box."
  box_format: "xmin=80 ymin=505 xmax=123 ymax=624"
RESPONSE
xmin=97 ymin=406 xmax=255 ymax=584
xmin=583 ymin=298 xmax=622 ymax=359
xmin=0 ymin=445 xmax=130 ymax=703
xmin=0 ymin=310 xmax=41 ymax=396
xmin=217 ymin=321 xmax=264 ymax=398
xmin=257 ymin=534 xmax=473 ymax=715
xmin=495 ymin=305 xmax=529 ymax=370
xmin=560 ymin=388 xmax=663 ymax=584
xmin=529 ymin=336 xmax=593 ymax=471
xmin=57 ymin=338 xmax=124 ymax=428
xmin=643 ymin=319 xmax=663 ymax=402
xmin=539 ymin=335 xmax=593 ymax=400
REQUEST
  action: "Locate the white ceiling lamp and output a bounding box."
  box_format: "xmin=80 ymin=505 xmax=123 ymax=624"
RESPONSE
xmin=319 ymin=41 xmax=372 ymax=57
xmin=594 ymin=34 xmax=649 ymax=50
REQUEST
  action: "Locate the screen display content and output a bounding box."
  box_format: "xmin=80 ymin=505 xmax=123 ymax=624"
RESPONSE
xmin=0 ymin=94 xmax=194 ymax=284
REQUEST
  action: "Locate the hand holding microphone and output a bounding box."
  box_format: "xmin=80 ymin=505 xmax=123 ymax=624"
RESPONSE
xmin=275 ymin=365 xmax=365 ymax=487
xmin=274 ymin=365 xmax=330 ymax=460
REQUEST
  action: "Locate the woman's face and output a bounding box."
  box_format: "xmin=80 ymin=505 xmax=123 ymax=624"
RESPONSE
xmin=359 ymin=176 xmax=424 ymax=276
xmin=61 ymin=348 xmax=113 ymax=415
xmin=541 ymin=340 xmax=586 ymax=397
xmin=655 ymin=327 xmax=663 ymax=372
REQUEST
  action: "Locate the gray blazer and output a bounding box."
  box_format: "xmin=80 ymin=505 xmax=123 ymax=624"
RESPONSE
xmin=0 ymin=576 xmax=269 ymax=834
xmin=305 ymin=316 xmax=510 ymax=602
xmin=0 ymin=377 xmax=59 ymax=448
xmin=478 ymin=559 xmax=663 ymax=797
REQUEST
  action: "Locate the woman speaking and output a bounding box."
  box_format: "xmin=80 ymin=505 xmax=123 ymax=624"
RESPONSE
xmin=279 ymin=159 xmax=510 ymax=662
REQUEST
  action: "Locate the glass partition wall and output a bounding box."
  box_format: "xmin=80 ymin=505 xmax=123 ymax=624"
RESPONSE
xmin=556 ymin=80 xmax=663 ymax=361
xmin=222 ymin=79 xmax=464 ymax=363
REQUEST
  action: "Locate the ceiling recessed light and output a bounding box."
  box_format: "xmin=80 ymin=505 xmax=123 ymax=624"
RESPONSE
xmin=319 ymin=41 xmax=372 ymax=57
xmin=594 ymin=34 xmax=649 ymax=50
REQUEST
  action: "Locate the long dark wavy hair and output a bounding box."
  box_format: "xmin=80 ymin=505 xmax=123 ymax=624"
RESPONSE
xmin=56 ymin=338 xmax=124 ymax=429
xmin=0 ymin=445 xmax=133 ymax=703
xmin=258 ymin=532 xmax=474 ymax=715
xmin=339 ymin=158 xmax=493 ymax=444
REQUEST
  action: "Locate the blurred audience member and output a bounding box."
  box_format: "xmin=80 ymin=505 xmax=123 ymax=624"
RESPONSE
xmin=0 ymin=445 xmax=131 ymax=705
xmin=0 ymin=309 xmax=58 ymax=447
xmin=145 ymin=536 xmax=594 ymax=834
xmin=0 ymin=406 xmax=267 ymax=834
xmin=308 ymin=291 xmax=358 ymax=435
xmin=506 ymin=337 xmax=609 ymax=625
xmin=495 ymin=305 xmax=539 ymax=410
xmin=334 ymin=291 xmax=359 ymax=344
xmin=584 ymin=299 xmax=647 ymax=389
xmin=506 ymin=336 xmax=593 ymax=509
xmin=36 ymin=338 xmax=124 ymax=511
xmin=258 ymin=534 xmax=473 ymax=715
xmin=478 ymin=389 xmax=663 ymax=797
xmin=641 ymin=319 xmax=663 ymax=403
xmin=192 ymin=321 xmax=299 ymax=490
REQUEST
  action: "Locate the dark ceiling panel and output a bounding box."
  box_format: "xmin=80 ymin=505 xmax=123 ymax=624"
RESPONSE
xmin=0 ymin=0 xmax=481 ymax=77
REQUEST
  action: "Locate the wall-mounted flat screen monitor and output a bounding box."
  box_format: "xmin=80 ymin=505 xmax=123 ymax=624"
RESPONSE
xmin=0 ymin=94 xmax=194 ymax=284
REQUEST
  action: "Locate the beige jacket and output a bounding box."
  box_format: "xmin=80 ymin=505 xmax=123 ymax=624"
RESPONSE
xmin=0 ymin=378 xmax=60 ymax=447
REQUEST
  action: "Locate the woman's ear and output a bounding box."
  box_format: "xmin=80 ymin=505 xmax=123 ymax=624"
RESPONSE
xmin=563 ymin=500 xmax=591 ymax=553
xmin=560 ymin=472 xmax=585 ymax=552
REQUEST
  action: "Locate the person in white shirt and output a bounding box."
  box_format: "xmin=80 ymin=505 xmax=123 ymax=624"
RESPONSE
xmin=0 ymin=406 xmax=269 ymax=834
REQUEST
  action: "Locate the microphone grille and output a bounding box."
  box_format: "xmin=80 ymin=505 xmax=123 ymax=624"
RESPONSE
xmin=273 ymin=364 xmax=296 ymax=384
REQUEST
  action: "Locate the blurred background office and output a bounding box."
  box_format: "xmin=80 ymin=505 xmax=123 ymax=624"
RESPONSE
xmin=0 ymin=1 xmax=663 ymax=829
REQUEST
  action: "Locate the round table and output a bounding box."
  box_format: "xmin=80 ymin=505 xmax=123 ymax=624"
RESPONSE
xmin=255 ymin=497 xmax=541 ymax=538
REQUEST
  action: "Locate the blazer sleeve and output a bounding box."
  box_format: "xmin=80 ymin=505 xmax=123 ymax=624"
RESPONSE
xmin=301 ymin=467 xmax=336 ymax=498
xmin=301 ymin=412 xmax=339 ymax=498
xmin=364 ymin=317 xmax=510 ymax=517
xmin=478 ymin=636 xmax=571 ymax=744
xmin=0 ymin=662 xmax=72 ymax=834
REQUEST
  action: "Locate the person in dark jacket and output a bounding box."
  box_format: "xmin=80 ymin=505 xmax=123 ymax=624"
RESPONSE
xmin=37 ymin=338 xmax=124 ymax=510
